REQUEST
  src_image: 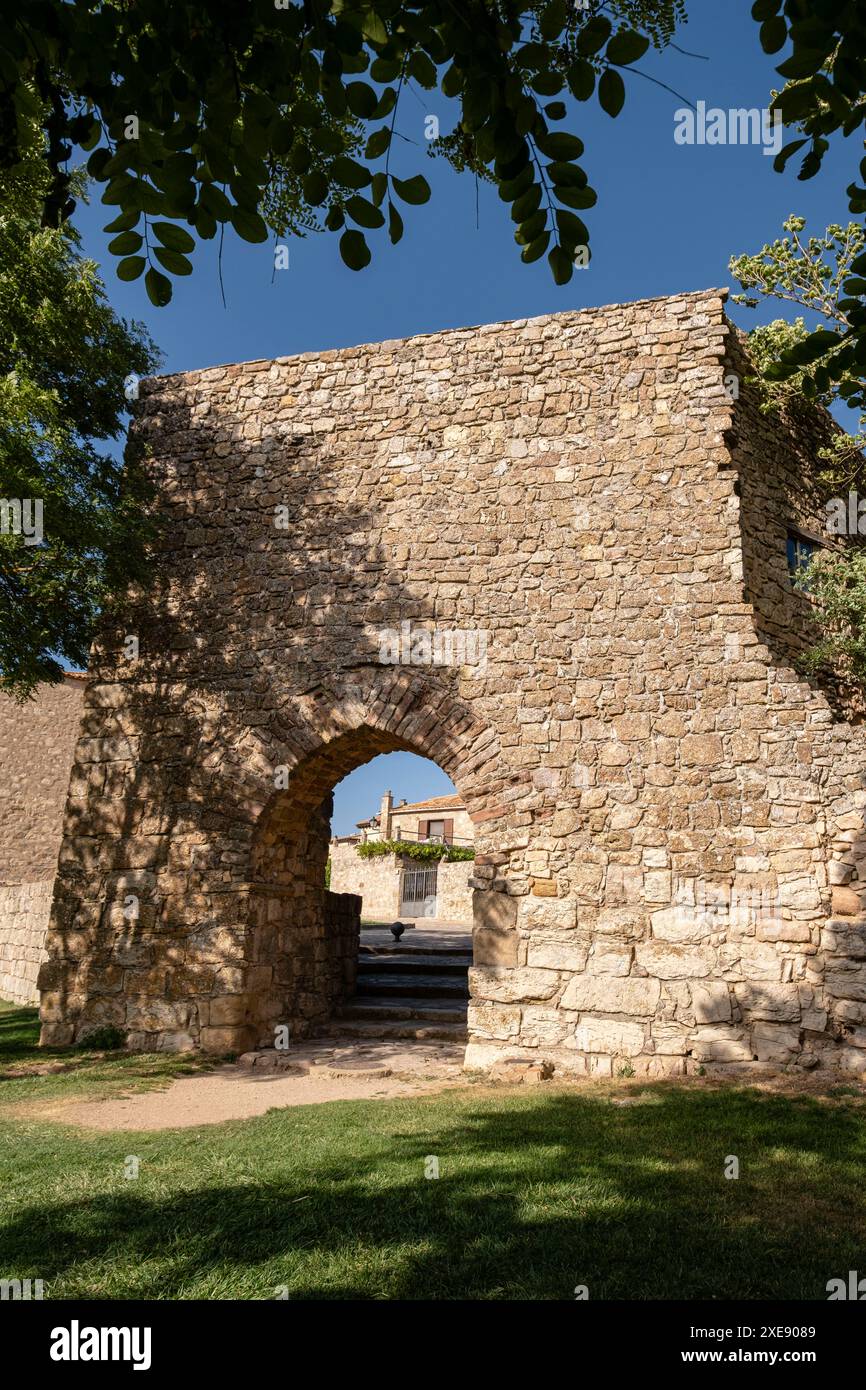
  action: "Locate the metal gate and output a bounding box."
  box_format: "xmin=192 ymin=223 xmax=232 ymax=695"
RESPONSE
xmin=399 ymin=864 xmax=438 ymax=917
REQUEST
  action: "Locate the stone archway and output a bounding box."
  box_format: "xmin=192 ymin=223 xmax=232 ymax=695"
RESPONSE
xmin=244 ymin=722 xmax=486 ymax=1049
xmin=38 ymin=667 xmax=514 ymax=1055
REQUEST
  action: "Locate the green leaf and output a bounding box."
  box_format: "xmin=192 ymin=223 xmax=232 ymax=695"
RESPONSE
xmin=512 ymin=185 xmax=542 ymax=223
xmin=441 ymin=64 xmax=463 ymax=98
xmin=784 ymin=328 xmax=839 ymax=364
xmin=199 ymin=184 xmax=232 ymax=221
xmin=499 ymin=165 xmax=535 ymax=202
xmin=555 ymin=209 xmax=589 ymax=247
xmin=108 ymin=231 xmax=143 ymax=256
xmin=193 ymin=205 xmax=218 ymax=240
xmin=116 ymin=256 xmax=146 ymax=282
xmin=539 ymin=0 xmax=568 ymax=41
xmin=346 ymin=81 xmax=378 ymax=118
xmin=775 ymin=50 xmax=829 ymax=79
xmin=152 ymin=221 xmax=195 ymax=253
xmin=547 ymin=161 xmax=588 ymax=188
xmin=387 ymin=200 xmax=404 ymax=245
xmin=365 ymin=127 xmax=392 ymax=159
xmin=567 ymin=59 xmax=596 ymax=102
xmin=303 ymin=170 xmax=329 ymax=205
xmin=331 ymin=156 xmax=372 ymax=189
xmin=576 ymin=16 xmax=612 ymax=56
xmin=391 ymin=174 xmax=431 ymax=205
xmin=145 ymin=267 xmax=173 ymax=305
xmin=153 ymin=247 xmax=193 ymax=276
xmin=759 ymin=17 xmax=787 ymax=53
xmin=103 ymin=210 xmax=140 ymax=234
xmin=530 ymin=71 xmax=564 ymax=97
xmin=751 ymin=0 xmax=782 ymax=19
xmin=371 ymin=58 xmax=402 ymax=82
xmin=606 ymin=31 xmax=650 ymax=66
xmin=229 ymin=207 xmax=268 ymax=243
xmin=408 ymin=51 xmax=437 ymax=89
xmin=548 ymin=245 xmax=574 ymax=284
xmin=370 ymin=171 xmax=388 ymax=205
xmin=517 ymin=209 xmax=547 ymax=244
xmin=773 ymin=137 xmax=808 ymax=172
xmin=521 ymin=230 xmax=550 ymax=264
xmin=362 ymin=12 xmax=388 ymax=46
xmin=346 ymin=195 xmax=385 ymax=229
xmin=537 ymin=131 xmax=584 ymax=161
xmin=554 ymin=185 xmax=597 ymax=210
xmin=340 ymin=228 xmax=371 ymax=270
xmin=598 ymin=69 xmax=626 ymax=117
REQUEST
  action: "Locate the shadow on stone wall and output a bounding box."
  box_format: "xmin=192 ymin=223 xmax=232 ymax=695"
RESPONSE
xmin=40 ymin=380 xmax=507 ymax=1049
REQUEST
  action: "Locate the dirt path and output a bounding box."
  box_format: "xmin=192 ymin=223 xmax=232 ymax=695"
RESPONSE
xmin=29 ymin=1039 xmax=468 ymax=1131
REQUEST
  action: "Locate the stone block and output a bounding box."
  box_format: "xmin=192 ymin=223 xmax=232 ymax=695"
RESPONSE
xmin=574 ymin=1018 xmax=645 ymax=1056
xmin=560 ymin=974 xmax=660 ymax=1016
xmin=734 ymin=983 xmax=801 ymax=1022
xmin=690 ymin=981 xmax=732 ymax=1023
xmin=636 ymin=943 xmax=712 ymax=979
xmin=469 ymin=966 xmax=559 ymax=1004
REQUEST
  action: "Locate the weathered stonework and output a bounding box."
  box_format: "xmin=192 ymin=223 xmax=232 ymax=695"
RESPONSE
xmin=0 ymin=676 xmax=86 ymax=1003
xmin=35 ymin=288 xmax=866 ymax=1072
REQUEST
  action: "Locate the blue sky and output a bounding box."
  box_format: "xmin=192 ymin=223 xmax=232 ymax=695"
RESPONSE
xmin=74 ymin=2 xmax=859 ymax=834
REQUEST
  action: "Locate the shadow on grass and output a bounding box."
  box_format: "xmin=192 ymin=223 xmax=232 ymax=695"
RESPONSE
xmin=0 ymin=1004 xmax=44 ymax=1061
xmin=2 ymin=1085 xmax=865 ymax=1300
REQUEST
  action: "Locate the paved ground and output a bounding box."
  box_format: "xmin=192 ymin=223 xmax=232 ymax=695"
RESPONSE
xmin=360 ymin=921 xmax=472 ymax=950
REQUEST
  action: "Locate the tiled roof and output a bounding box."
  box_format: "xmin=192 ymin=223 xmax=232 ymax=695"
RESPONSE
xmin=391 ymin=794 xmax=464 ymax=813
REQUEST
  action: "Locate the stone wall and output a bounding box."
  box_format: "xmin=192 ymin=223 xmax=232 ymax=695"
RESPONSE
xmin=0 ymin=882 xmax=55 ymax=1004
xmin=0 ymin=676 xmax=86 ymax=884
xmin=36 ymin=288 xmax=866 ymax=1073
xmin=329 ymin=841 xmax=400 ymax=920
xmin=0 ymin=676 xmax=85 ymax=1005
xmin=435 ymin=859 xmax=474 ymax=924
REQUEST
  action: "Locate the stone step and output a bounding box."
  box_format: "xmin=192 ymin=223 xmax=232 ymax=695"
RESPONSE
xmin=357 ymin=953 xmax=470 ymax=975
xmin=321 ymin=1018 xmax=468 ymax=1043
xmin=359 ymin=943 xmax=472 ymax=960
xmin=355 ymin=973 xmax=470 ymax=999
xmin=339 ymin=997 xmax=468 ymax=1023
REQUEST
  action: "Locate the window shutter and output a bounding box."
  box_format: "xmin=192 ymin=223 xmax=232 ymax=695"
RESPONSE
xmin=418 ymin=819 xmax=428 ymax=840
xmin=443 ymin=818 xmax=454 ymax=844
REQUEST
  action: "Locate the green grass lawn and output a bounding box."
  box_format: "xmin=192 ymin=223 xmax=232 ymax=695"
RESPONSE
xmin=1 ymin=999 xmax=865 ymax=1300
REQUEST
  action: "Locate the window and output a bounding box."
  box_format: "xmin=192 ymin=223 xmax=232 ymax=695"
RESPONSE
xmin=787 ymin=530 xmax=816 ymax=578
xmin=426 ymin=819 xmax=445 ymax=842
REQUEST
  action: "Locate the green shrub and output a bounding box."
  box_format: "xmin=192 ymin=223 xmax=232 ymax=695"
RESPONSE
xmin=356 ymin=839 xmax=474 ymax=863
xmin=76 ymin=1026 xmax=127 ymax=1052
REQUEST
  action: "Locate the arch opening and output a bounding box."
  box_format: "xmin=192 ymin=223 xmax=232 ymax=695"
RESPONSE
xmin=243 ymin=727 xmax=476 ymax=1050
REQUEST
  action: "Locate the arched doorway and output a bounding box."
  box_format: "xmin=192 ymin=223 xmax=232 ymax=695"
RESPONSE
xmin=244 ymin=726 xmax=477 ymax=1049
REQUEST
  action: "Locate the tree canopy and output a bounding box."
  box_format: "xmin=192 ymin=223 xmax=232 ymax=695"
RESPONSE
xmin=0 ymin=1 xmax=687 ymax=303
xmin=0 ymin=132 xmax=159 ymax=699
